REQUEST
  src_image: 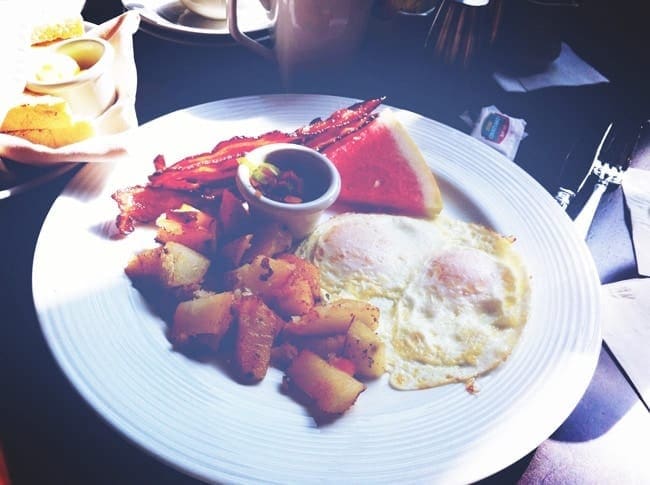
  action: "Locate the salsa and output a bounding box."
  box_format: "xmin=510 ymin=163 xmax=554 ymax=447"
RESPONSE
xmin=248 ymin=154 xmax=330 ymax=204
xmin=250 ymin=162 xmax=305 ymax=203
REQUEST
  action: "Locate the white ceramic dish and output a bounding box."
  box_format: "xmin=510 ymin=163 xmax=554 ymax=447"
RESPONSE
xmin=33 ymin=94 xmax=601 ymax=484
xmin=236 ymin=143 xmax=342 ymax=238
xmin=27 ymin=37 xmax=116 ymax=119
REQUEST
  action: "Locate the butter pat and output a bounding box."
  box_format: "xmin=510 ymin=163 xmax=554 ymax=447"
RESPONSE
xmin=34 ymin=52 xmax=81 ymax=82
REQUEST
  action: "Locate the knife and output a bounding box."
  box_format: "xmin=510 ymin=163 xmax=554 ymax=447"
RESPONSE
xmin=554 ymin=123 xmax=612 ymax=210
xmin=555 ymin=119 xmax=642 ymax=208
xmin=572 ymin=118 xmax=644 ymax=238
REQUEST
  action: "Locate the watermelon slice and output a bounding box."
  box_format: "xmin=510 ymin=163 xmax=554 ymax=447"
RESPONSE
xmin=323 ymin=110 xmax=443 ymax=218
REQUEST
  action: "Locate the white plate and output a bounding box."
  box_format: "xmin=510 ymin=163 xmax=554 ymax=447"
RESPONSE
xmin=33 ymin=94 xmax=601 ymax=484
xmin=123 ymin=0 xmax=270 ymax=42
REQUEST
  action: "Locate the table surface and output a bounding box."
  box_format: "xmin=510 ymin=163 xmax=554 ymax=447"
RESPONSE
xmin=2 ymin=1 xmax=649 ymax=483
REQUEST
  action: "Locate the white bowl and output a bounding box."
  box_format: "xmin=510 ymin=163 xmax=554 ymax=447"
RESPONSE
xmin=179 ymin=0 xmax=227 ymax=20
xmin=26 ymin=37 xmax=116 ymax=119
xmin=236 ymin=143 xmax=341 ymax=239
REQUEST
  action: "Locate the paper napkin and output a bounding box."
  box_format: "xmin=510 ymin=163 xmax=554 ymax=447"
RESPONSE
xmin=0 ymin=2 xmax=31 ymax=124
xmin=0 ymin=11 xmax=140 ymax=166
xmin=601 ymin=278 xmax=650 ymax=408
xmin=622 ymin=168 xmax=650 ymax=276
xmin=493 ymin=42 xmax=609 ymax=93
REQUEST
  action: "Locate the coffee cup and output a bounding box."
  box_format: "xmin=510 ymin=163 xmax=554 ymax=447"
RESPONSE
xmin=228 ymin=0 xmax=373 ymax=83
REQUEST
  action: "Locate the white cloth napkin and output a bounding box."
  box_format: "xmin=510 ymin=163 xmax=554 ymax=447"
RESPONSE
xmin=493 ymin=42 xmax=609 ymax=93
xmin=0 ymin=2 xmax=31 ymax=124
xmin=0 ymin=11 xmax=140 ymax=166
xmin=622 ymin=168 xmax=650 ymax=276
xmin=601 ymin=278 xmax=650 ymax=408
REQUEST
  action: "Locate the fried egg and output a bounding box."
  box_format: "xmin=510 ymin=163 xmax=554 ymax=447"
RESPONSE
xmin=296 ymin=212 xmax=531 ymax=390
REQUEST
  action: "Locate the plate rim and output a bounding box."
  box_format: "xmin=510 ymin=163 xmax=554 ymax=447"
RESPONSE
xmin=32 ymin=93 xmax=602 ymax=483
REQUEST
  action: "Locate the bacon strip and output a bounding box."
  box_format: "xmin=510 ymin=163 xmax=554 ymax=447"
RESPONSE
xmin=167 ymin=131 xmax=295 ymax=172
xmin=112 ymin=185 xmax=222 ymax=234
xmin=148 ymin=156 xmax=239 ymax=191
xmin=295 ymin=97 xmax=385 ymax=138
xmin=148 ymin=97 xmax=385 ymax=191
xmin=112 ymin=98 xmax=385 ymax=234
xmin=304 ymin=113 xmax=378 ymax=152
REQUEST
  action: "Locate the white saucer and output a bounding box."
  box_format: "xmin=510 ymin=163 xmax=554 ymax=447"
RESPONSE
xmin=122 ymin=0 xmax=270 ymax=44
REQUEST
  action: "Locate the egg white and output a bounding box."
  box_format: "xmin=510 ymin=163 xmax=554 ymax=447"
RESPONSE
xmin=297 ymin=212 xmax=531 ymax=390
xmin=297 ymin=213 xmax=443 ymax=302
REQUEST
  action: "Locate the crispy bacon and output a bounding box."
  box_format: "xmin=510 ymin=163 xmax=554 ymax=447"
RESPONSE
xmin=153 ymin=154 xmax=166 ymax=171
xmin=112 ymin=98 xmax=385 ymax=234
xmin=304 ymin=113 xmax=378 ymax=152
xmin=167 ymin=130 xmax=296 ymax=172
xmin=295 ymin=97 xmax=385 ymax=138
xmin=112 ymin=185 xmax=222 ymax=234
xmin=148 ymin=156 xmax=239 ymax=191
xmin=147 ymin=97 xmax=386 ymax=191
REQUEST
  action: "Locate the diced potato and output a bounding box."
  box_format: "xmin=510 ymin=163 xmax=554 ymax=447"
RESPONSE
xmin=219 ymin=189 xmax=250 ymax=236
xmin=220 ymin=234 xmax=253 ymax=269
xmin=232 ymin=294 xmax=285 ymax=383
xmin=274 ymin=275 xmax=314 ymax=317
xmin=284 ymin=299 xmax=371 ymax=336
xmin=284 ymin=305 xmax=350 ymax=336
xmin=159 ymin=241 xmax=211 ymax=288
xmin=242 ymin=221 xmax=293 ymax=264
xmin=332 ymin=299 xmax=380 ymax=330
xmin=278 ymin=254 xmax=321 ymax=301
xmin=225 ymin=255 xmax=318 ymax=318
xmin=270 ymin=342 xmax=299 ymax=369
xmin=286 ymin=349 xmax=365 ymax=415
xmin=343 ymin=320 xmax=386 ymax=379
xmin=124 ymin=246 xmax=162 ymax=280
xmin=155 ymin=204 xmax=218 ymax=256
xmin=225 ymin=255 xmax=295 ymax=301
xmin=287 ymin=334 xmax=346 ymax=359
xmin=171 ymin=291 xmax=235 ymax=351
xmin=328 ymin=355 xmax=356 ymax=376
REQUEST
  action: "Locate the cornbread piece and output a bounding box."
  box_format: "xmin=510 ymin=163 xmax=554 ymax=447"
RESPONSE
xmin=6 ymin=121 xmax=94 ymax=148
xmin=1 ymin=93 xmax=72 ymax=131
xmin=30 ymin=15 xmax=84 ymax=45
xmin=1 ymin=93 xmax=95 ymax=148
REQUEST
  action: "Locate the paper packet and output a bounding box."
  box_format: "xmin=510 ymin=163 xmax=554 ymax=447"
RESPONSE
xmin=469 ymin=105 xmax=527 ymax=160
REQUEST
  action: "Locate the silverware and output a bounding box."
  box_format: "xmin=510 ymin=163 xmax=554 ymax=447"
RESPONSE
xmin=573 ymin=158 xmax=625 ymax=239
xmin=554 ymin=122 xmax=612 ymax=209
xmin=572 ymin=120 xmax=642 ymax=239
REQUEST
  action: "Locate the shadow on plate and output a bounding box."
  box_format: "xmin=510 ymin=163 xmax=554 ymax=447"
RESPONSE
xmin=550 ymin=346 xmax=639 ymax=443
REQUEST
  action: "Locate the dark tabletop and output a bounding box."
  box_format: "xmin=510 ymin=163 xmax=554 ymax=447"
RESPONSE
xmin=2 ymin=0 xmax=649 ymax=483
